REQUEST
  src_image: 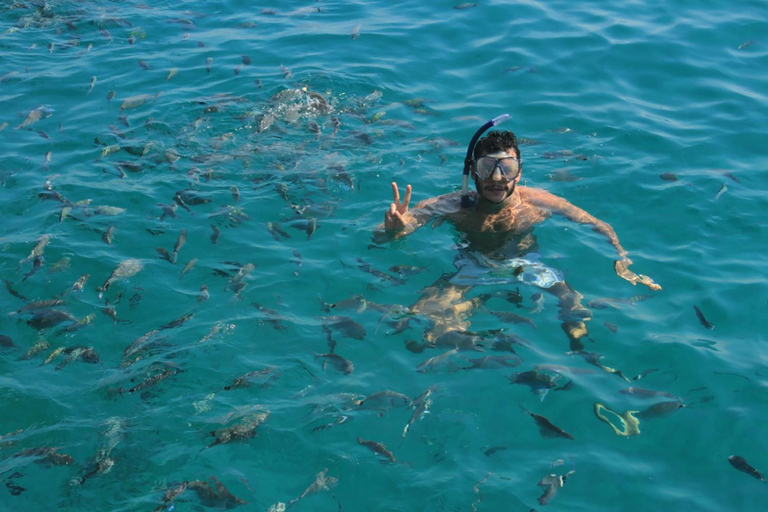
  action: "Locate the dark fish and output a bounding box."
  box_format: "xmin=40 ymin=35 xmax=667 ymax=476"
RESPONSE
xmin=490 ymin=310 xmax=536 ymax=328
xmin=619 ymin=387 xmax=676 ymax=399
xmin=508 ymin=369 xmax=564 ymax=400
xmin=635 ymin=400 xmax=685 ymax=420
xmin=603 ymin=321 xmax=618 ymax=333
xmin=156 ymin=247 xmax=173 ymax=262
xmin=484 ymin=446 xmax=507 ymax=456
xmin=314 ymin=353 xmax=354 ymax=374
xmin=728 ymin=455 xmax=767 ymax=482
xmin=523 ymin=409 xmax=574 ymax=440
xmin=633 ymin=368 xmax=658 ymax=381
xmin=322 ymin=316 xmax=366 ymax=340
xmin=659 ymin=172 xmax=678 ymax=182
xmin=224 ymin=367 xmax=280 ymax=390
xmin=537 ymin=471 xmax=575 ymax=505
xmin=210 ymin=224 xmax=221 ymax=244
xmin=11 ymin=299 xmax=65 ymax=315
xmin=693 ymin=305 xmax=714 ymax=329
xmin=454 ymin=2 xmax=478 ymax=8
xmin=159 ymin=313 xmax=194 ymax=330
xmin=27 ymin=309 xmax=77 ymax=330
xmin=129 ymin=368 xmax=178 ymax=393
xmin=0 ymin=335 xmax=14 ymax=348
xmin=356 ymin=258 xmax=406 ymax=285
xmin=357 ymin=437 xmax=396 ymax=463
xmin=587 ymin=295 xmax=654 ymax=309
xmin=434 ymin=330 xmax=484 ymax=351
xmin=187 ymin=477 xmax=248 ymax=508
xmin=462 ymin=355 xmax=521 ymax=370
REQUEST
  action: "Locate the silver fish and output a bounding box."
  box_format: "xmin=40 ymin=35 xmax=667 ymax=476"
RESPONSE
xmin=99 ymin=259 xmax=143 ymax=298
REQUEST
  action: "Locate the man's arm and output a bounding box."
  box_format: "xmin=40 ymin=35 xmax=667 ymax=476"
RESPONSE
xmin=531 ymin=190 xmax=661 ymax=290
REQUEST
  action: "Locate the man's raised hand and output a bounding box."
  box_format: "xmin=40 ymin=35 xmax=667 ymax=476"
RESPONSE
xmin=384 ymin=182 xmax=412 ymax=230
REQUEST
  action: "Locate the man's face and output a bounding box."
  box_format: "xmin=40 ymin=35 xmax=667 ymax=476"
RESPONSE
xmin=473 ymin=149 xmax=521 ymax=203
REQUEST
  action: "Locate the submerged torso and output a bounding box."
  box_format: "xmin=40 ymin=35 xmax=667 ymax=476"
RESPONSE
xmin=431 ymin=187 xmax=553 ymax=257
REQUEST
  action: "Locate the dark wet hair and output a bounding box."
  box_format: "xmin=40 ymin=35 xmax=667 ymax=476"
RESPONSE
xmin=473 ymin=130 xmax=520 ymax=160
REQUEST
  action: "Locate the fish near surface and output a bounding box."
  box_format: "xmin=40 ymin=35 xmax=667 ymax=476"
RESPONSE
xmin=728 ymin=455 xmax=767 ymax=482
xmin=322 ymin=315 xmax=366 ymax=340
xmin=356 ymin=390 xmax=410 ymax=411
xmin=27 ymin=309 xmax=77 ymax=330
xmin=523 ymin=408 xmax=574 ymax=440
xmin=288 ymin=468 xmax=338 ymax=508
xmin=315 ymin=353 xmax=354 ymax=374
xmin=357 ymin=437 xmax=396 ymax=463
xmin=99 ymin=258 xmax=143 ymax=298
xmin=416 ymin=348 xmax=463 ymax=373
xmin=537 ymin=470 xmax=575 ymax=505
xmin=634 ymin=400 xmax=685 ymax=420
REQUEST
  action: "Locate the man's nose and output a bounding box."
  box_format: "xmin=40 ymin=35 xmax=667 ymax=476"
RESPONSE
xmin=492 ymin=166 xmax=503 ymax=181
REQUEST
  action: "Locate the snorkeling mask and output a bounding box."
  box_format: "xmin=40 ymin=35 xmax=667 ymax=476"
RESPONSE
xmin=461 ymin=113 xmax=512 ymax=208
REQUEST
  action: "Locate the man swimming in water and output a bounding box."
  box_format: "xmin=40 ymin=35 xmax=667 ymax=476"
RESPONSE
xmin=375 ymin=120 xmax=660 ymax=350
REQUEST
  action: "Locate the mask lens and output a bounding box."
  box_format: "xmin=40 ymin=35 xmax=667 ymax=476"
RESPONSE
xmin=475 ymin=157 xmax=520 ymax=180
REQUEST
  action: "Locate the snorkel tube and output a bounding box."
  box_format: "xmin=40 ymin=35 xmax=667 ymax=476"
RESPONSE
xmin=461 ymin=113 xmax=511 ymax=208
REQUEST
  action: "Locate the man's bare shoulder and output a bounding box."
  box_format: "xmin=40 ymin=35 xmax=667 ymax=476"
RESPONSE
xmin=519 ymin=185 xmax=564 ymax=207
xmin=414 ymin=190 xmax=462 ymax=211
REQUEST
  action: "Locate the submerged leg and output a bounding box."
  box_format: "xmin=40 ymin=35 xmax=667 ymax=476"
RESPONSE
xmin=544 ymin=280 xmax=592 ymax=351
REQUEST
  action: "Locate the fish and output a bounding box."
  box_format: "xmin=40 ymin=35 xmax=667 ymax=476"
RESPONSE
xmin=98 ymin=258 xmax=143 ymax=298
xmin=11 ymin=299 xmax=65 ymax=315
xmin=287 ymin=468 xmax=338 ymax=508
xmin=42 ymin=346 xmax=66 ymax=365
xmin=171 ymin=229 xmax=187 ymax=263
xmin=198 ymin=284 xmax=210 ymax=302
xmin=462 ymin=355 xmax=521 ymax=370
xmin=351 ymin=23 xmax=361 ymax=39
xmin=87 ymin=76 xmax=96 ymax=95
xmin=107 ymin=91 xmax=115 ymax=102
xmin=489 ymin=310 xmax=536 ymax=328
xmin=205 ymin=57 xmax=213 ymax=73
xmin=55 ymin=314 xmax=97 ymax=336
xmin=508 ymin=369 xmax=565 ymax=400
xmin=737 ymin=41 xmax=755 ymax=50
xmin=619 ymin=387 xmax=677 ymax=399
xmin=693 ymin=305 xmax=714 ymax=329
xmin=315 ymin=353 xmax=354 ymax=374
xmin=266 ymin=222 xmax=291 ymax=241
xmin=537 ymin=470 xmax=575 ymax=505
xmin=356 ymin=258 xmax=406 ymax=285
xmin=416 ymin=348 xmax=462 ymax=373
xmin=357 ymin=437 xmax=396 ymax=463
xmin=20 ymin=338 xmax=50 ymax=360
xmin=728 ymin=455 xmax=767 ymax=481
xmin=523 ymin=408 xmax=574 ymax=440
xmin=659 ymin=172 xmax=678 ymax=182
xmin=454 ymin=2 xmax=478 ymax=8
xmin=403 ymin=386 xmax=435 ymax=437
xmin=187 ymin=477 xmax=248 ymax=508
xmin=15 ymin=105 xmax=54 ymax=130
xmin=129 ymin=368 xmax=179 ymax=394
xmin=210 ymin=224 xmax=221 ymax=244
xmin=322 ymin=315 xmax=366 ymax=340
xmin=21 ymin=234 xmax=51 ymax=265
xmin=357 ymin=390 xmax=410 ymax=411
xmin=587 ymin=294 xmax=654 ymax=309
xmin=165 ymin=68 xmax=178 ymax=81
xmin=102 ymin=226 xmax=115 ymax=245
xmin=119 ymin=92 xmax=159 ymax=110
xmin=27 ymin=309 xmax=77 ymax=330
xmin=433 ymin=330 xmax=484 ymax=351
xmin=180 ymin=258 xmax=198 ymax=279
xmin=55 ymin=346 xmax=100 ymax=370
xmin=634 ymin=400 xmax=685 ymax=419
xmin=208 ymin=412 xmax=269 ymax=448
xmin=633 ymin=368 xmax=658 ymax=381
xmin=224 ymin=367 xmax=280 ymax=390
xmin=714 ymin=183 xmax=727 ymax=199
xmin=159 ymin=313 xmax=194 ymax=330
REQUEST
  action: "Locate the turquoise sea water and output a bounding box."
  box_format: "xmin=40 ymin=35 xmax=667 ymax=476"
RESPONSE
xmin=1 ymin=0 xmax=767 ymax=510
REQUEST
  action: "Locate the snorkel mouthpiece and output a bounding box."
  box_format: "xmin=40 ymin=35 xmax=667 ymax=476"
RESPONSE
xmin=461 ymin=113 xmax=511 ymax=208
